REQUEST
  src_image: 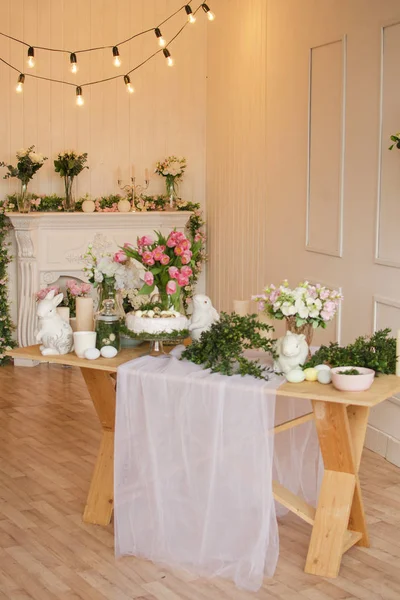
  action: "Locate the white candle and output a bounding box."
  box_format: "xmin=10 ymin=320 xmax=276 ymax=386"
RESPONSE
xmin=76 ymin=297 xmax=94 ymax=332
xmin=233 ymin=300 xmax=250 ymax=316
xmin=57 ymin=306 xmax=70 ymax=323
xmin=396 ymin=330 xmax=400 ymax=377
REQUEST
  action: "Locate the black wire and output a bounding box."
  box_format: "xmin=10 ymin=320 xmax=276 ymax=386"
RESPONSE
xmin=0 ymin=56 xmax=21 ymax=74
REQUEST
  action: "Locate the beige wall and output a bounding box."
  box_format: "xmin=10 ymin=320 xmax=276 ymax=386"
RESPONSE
xmin=0 ymin=0 xmax=207 ymax=202
xmin=207 ymin=0 xmax=400 ymax=464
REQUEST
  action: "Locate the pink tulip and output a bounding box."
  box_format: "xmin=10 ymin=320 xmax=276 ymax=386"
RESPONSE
xmin=153 ymin=245 xmax=166 ymax=261
xmin=181 ymin=251 xmax=192 ymax=265
xmin=179 ymin=239 xmax=191 ymax=251
xmin=144 ymin=272 xmax=154 ymax=286
xmin=166 ymin=280 xmax=177 ymax=295
xmin=160 ymin=254 xmax=170 ymax=265
xmin=168 ymin=266 xmax=179 ymax=279
xmin=180 ymin=266 xmax=192 ymax=278
xmin=113 ymin=250 xmax=128 ymax=264
xmin=123 ymin=242 xmax=135 ymax=250
xmin=177 ymin=274 xmax=189 ymax=287
xmin=138 ymin=235 xmax=154 ymax=247
xmin=174 ymin=245 xmax=184 ymax=256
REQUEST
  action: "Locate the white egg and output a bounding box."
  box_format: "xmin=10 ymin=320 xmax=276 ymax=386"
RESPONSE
xmin=317 ymin=370 xmax=332 ymax=384
xmin=100 ymin=346 xmax=118 ymax=358
xmin=315 ymin=364 xmax=331 ymax=372
xmin=135 ymin=310 xmax=143 ymax=318
xmin=84 ymin=347 xmax=100 ymax=360
xmin=286 ymin=369 xmax=306 ymax=383
xmin=147 ymin=310 xmax=155 ymax=318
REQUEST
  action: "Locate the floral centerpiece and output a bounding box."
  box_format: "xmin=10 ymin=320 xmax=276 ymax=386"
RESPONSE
xmin=120 ymin=230 xmax=200 ymax=313
xmin=54 ymin=150 xmax=88 ymax=211
xmin=0 ymin=146 xmax=47 ymax=212
xmin=155 ymin=156 xmax=186 ymax=208
xmin=63 ymin=279 xmax=92 ymax=317
xmin=82 ymin=243 xmax=143 ymax=316
xmin=253 ymin=280 xmax=342 ymax=345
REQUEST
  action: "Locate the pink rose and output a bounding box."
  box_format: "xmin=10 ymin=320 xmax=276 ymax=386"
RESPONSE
xmin=166 ymin=280 xmax=177 ymax=295
xmin=138 ymin=235 xmax=154 ymax=247
xmin=168 ymin=266 xmax=179 ymax=279
xmin=113 ymin=250 xmax=128 ymax=264
xmin=177 ymin=274 xmax=189 ymax=287
xmin=181 ymin=251 xmax=192 ymax=265
xmin=144 ymin=272 xmax=154 ymax=286
xmin=81 ymin=283 xmax=91 ymax=294
xmin=160 ymin=254 xmax=170 ymax=265
xmin=180 ymin=266 xmax=193 ymax=278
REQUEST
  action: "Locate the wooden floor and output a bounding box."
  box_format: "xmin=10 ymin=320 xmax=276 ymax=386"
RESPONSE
xmin=1 ymin=364 xmax=400 ymax=600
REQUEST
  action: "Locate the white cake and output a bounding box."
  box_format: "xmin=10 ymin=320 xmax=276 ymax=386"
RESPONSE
xmin=125 ymin=309 xmax=189 ymax=336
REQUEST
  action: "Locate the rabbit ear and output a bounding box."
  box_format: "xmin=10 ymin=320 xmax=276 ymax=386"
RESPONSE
xmin=45 ymin=289 xmax=56 ymax=300
xmin=52 ymin=293 xmax=64 ymax=307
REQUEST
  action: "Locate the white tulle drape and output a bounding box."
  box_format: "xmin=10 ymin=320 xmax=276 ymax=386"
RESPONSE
xmin=114 ymin=347 xmax=321 ymax=591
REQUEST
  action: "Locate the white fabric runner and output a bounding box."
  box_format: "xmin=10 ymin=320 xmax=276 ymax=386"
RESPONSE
xmin=114 ymin=347 xmax=320 ymax=591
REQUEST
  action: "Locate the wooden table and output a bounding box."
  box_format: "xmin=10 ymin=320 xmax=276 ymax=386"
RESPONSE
xmin=7 ymin=345 xmax=400 ymax=579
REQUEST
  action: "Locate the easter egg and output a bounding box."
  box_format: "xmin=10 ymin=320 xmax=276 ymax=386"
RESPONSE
xmin=118 ymin=199 xmax=132 ymax=213
xmin=84 ymin=347 xmax=100 ymax=360
xmin=317 ymin=370 xmax=332 ymax=384
xmin=100 ymin=346 xmax=118 ymax=359
xmin=286 ymin=369 xmax=306 ymax=383
xmin=304 ymin=368 xmax=318 ymax=382
xmin=315 ymin=364 xmax=330 ymax=372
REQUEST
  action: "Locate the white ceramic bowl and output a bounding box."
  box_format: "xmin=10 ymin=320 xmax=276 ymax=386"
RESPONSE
xmin=330 ymin=366 xmax=375 ymax=392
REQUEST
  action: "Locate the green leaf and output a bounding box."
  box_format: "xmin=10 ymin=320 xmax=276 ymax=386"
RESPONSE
xmin=139 ymin=283 xmax=155 ymax=295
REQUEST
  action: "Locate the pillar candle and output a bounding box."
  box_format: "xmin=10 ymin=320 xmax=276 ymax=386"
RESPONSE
xmin=56 ymin=306 xmax=70 ymax=323
xmin=76 ymin=297 xmax=94 ymax=332
xmin=396 ymin=330 xmax=400 ymax=377
xmin=233 ymin=300 xmax=250 ymax=316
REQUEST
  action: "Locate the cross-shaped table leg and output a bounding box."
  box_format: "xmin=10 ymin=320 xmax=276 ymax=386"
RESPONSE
xmin=80 ymin=367 xmax=116 ymax=526
xmin=305 ymin=401 xmax=370 ymax=577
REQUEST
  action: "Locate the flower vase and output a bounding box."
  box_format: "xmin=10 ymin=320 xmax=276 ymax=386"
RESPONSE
xmin=165 ymin=176 xmax=178 ymax=211
xmin=63 ymin=175 xmax=75 ymax=212
xmin=17 ymin=182 xmax=30 ymax=213
xmin=285 ymin=316 xmax=313 ymax=358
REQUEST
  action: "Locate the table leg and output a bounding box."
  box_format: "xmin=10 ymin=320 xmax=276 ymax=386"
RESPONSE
xmin=80 ymin=368 xmax=116 ymax=526
xmin=304 ymin=400 xmax=369 ymax=578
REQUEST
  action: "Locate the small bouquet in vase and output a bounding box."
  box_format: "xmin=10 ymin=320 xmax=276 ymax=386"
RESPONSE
xmin=63 ymin=279 xmax=92 ymax=317
xmin=0 ymin=146 xmax=47 ymax=212
xmin=155 ymin=156 xmax=187 ymax=208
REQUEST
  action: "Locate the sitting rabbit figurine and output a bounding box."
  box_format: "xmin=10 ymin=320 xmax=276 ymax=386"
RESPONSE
xmin=189 ymin=294 xmax=220 ymax=342
xmin=36 ymin=289 xmax=74 ymax=355
xmin=274 ymin=330 xmax=309 ymax=374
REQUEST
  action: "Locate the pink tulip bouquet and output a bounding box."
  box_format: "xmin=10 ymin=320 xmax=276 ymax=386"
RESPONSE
xmin=63 ymin=279 xmax=92 ymax=317
xmin=119 ymin=230 xmax=201 ymax=313
xmin=253 ymin=280 xmax=343 ymax=330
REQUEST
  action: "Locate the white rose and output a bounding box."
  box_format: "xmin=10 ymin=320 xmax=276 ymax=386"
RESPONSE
xmin=16 ymin=148 xmax=28 ymax=158
xmin=29 ymin=152 xmax=41 ymax=164
xmin=94 ymin=270 xmax=103 ymax=283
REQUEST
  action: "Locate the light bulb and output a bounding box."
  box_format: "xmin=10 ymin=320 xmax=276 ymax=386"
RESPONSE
xmin=155 ymin=28 xmax=166 ymax=48
xmin=70 ymin=53 xmax=78 ymax=74
xmin=185 ymin=5 xmax=196 ymax=23
xmin=76 ymin=86 xmax=84 ymax=106
xmin=16 ymin=74 xmax=25 ymax=93
xmin=112 ymin=46 xmax=121 ymax=68
xmin=163 ymin=48 xmax=174 ymax=67
xmin=201 ymin=3 xmax=215 ymax=21
xmin=27 ymin=47 xmax=35 ymax=68
xmin=124 ymin=75 xmax=134 ymax=94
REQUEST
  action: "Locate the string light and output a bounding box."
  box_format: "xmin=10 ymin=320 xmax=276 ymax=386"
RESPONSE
xmin=124 ymin=74 xmax=134 ymax=94
xmin=70 ymin=53 xmax=78 ymax=74
xmin=76 ymin=86 xmax=84 ymax=106
xmin=185 ymin=5 xmax=196 ymax=23
xmin=154 ymin=28 xmax=166 ymax=48
xmin=112 ymin=46 xmax=121 ymax=67
xmin=16 ymin=73 xmax=25 ymax=93
xmin=201 ymin=3 xmax=215 ymax=20
xmin=27 ymin=46 xmax=35 ymax=68
xmin=163 ymin=48 xmax=174 ymax=67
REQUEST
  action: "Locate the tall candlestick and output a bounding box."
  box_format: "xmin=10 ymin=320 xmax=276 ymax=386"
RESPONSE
xmin=233 ymin=299 xmax=250 ymax=316
xmin=76 ymin=297 xmax=94 ymax=332
xmin=57 ymin=306 xmax=70 ymax=323
xmin=396 ymin=330 xmax=400 ymax=376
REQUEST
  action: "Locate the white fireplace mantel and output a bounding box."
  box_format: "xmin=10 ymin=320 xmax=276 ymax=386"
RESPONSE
xmin=7 ymin=211 xmax=191 ymax=347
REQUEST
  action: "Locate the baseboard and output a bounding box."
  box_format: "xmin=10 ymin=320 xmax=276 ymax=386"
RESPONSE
xmin=365 ymin=424 xmax=400 ymax=468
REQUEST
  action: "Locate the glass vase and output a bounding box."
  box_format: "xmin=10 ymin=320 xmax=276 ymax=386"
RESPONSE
xmin=165 ymin=176 xmax=178 ymax=210
xmin=285 ymin=316 xmax=313 ymax=358
xmin=63 ymin=175 xmax=75 ymax=211
xmin=17 ymin=182 xmax=30 ymax=213
xmin=97 ymin=280 xmax=125 ymax=319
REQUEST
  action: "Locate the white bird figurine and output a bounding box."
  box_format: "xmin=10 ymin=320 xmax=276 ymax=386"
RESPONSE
xmin=189 ymin=294 xmax=219 ymax=342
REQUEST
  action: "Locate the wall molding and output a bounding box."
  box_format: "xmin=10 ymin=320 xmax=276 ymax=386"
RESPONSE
xmin=375 ymin=21 xmax=400 ymax=268
xmin=306 ymin=36 xmax=347 ymax=258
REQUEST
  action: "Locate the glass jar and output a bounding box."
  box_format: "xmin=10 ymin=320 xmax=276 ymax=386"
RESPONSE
xmin=95 ymin=299 xmax=121 ymax=352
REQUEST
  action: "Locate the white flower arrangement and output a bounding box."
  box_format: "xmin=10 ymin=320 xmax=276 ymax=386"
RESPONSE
xmin=82 ymin=244 xmax=143 ymax=293
xmin=155 ymin=156 xmax=187 ymax=179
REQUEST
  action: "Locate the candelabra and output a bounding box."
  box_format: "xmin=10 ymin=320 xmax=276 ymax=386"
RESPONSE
xmin=118 ymin=176 xmax=150 ymax=210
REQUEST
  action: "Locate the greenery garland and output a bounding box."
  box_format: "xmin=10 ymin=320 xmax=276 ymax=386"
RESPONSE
xmin=120 ymin=323 xmax=189 ymax=341
xmin=0 ymin=207 xmax=15 ymax=365
xmin=181 ymin=312 xmax=276 ymax=380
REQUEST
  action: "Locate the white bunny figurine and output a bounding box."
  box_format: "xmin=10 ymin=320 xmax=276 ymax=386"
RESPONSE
xmin=189 ymin=294 xmax=220 ymax=342
xmin=274 ymin=331 xmax=309 ymax=374
xmin=36 ymin=289 xmax=74 ymax=355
